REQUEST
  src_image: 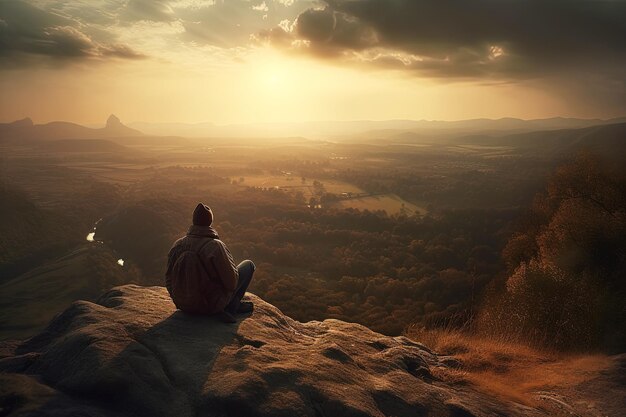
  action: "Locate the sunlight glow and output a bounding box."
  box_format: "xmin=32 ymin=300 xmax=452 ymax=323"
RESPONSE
xmin=489 ymin=45 xmax=505 ymax=59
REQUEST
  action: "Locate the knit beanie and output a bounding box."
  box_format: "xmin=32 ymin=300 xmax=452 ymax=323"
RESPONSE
xmin=192 ymin=203 xmax=213 ymax=226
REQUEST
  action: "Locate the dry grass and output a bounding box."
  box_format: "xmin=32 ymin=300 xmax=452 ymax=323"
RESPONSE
xmin=407 ymin=326 xmax=613 ymax=408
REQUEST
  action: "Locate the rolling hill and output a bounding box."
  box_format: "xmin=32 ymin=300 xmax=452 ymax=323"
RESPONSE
xmin=456 ymin=122 xmax=626 ymax=159
xmin=0 ymin=114 xmax=142 ymax=141
xmin=36 ymin=138 xmax=132 ymax=153
xmin=130 ymin=116 xmax=626 ymax=139
xmin=0 ymin=244 xmax=139 ymax=341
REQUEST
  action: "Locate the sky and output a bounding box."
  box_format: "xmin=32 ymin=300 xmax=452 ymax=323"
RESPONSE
xmin=0 ymin=0 xmax=625 ymax=125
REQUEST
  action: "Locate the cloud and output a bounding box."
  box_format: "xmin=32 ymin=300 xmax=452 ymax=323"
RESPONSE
xmin=261 ymin=0 xmax=626 ymax=81
xmin=170 ymin=0 xmax=216 ymax=10
xmin=1 ymin=0 xmax=317 ymax=66
xmin=40 ymin=26 xmax=98 ymax=57
xmin=176 ymin=0 xmax=315 ymax=47
xmin=100 ymin=43 xmax=146 ymax=59
xmin=120 ymin=0 xmax=176 ymax=23
xmin=0 ymin=0 xmax=144 ymax=67
xmin=252 ymin=2 xmax=269 ymax=13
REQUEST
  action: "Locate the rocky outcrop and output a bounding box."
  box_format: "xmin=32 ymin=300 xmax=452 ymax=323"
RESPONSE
xmin=104 ymin=114 xmax=142 ymax=137
xmin=0 ymin=285 xmax=541 ymax=417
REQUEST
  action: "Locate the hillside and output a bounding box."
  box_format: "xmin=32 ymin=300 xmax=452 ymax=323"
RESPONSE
xmin=456 ymin=122 xmax=626 ymax=160
xmin=36 ymin=139 xmax=132 ymax=153
xmin=1 ymin=285 xmax=624 ymax=417
xmin=0 ymin=184 xmax=81 ymax=279
xmin=0 ymin=245 xmax=140 ymax=340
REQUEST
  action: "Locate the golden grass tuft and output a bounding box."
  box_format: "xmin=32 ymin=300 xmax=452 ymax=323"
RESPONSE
xmin=407 ymin=325 xmax=611 ymax=408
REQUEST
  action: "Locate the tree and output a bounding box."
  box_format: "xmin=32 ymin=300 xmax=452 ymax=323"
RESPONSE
xmin=486 ymin=153 xmax=626 ymax=350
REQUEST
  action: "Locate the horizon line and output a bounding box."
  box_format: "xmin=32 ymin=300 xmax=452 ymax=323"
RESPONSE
xmin=4 ymin=114 xmax=626 ymax=127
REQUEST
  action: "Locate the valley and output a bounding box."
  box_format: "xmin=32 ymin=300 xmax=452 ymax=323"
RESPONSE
xmin=2 ymin=116 xmax=624 ymax=342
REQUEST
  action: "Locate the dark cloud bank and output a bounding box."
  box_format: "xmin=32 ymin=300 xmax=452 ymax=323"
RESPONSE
xmin=0 ymin=0 xmax=144 ymax=68
xmin=0 ymin=0 xmax=309 ymax=66
xmin=1 ymin=0 xmax=624 ymax=113
xmin=263 ymin=0 xmax=626 ymax=82
xmin=3 ymin=0 xmax=624 ymax=83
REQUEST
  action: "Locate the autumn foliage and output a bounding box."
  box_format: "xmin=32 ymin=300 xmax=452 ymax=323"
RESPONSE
xmin=480 ymin=153 xmax=626 ymax=351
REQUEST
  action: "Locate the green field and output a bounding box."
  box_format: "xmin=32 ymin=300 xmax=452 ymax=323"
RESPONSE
xmin=333 ymin=194 xmax=427 ymax=215
xmin=240 ymin=174 xmax=364 ymax=200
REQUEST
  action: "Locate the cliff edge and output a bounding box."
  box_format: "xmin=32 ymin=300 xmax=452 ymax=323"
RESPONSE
xmin=0 ymin=285 xmax=607 ymax=417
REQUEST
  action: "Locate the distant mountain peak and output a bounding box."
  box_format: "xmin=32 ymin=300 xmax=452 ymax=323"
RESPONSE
xmin=106 ymin=114 xmax=123 ymax=128
xmin=12 ymin=117 xmax=34 ymax=127
xmin=0 ymin=115 xmax=142 ymax=140
xmin=102 ymin=114 xmax=142 ymax=136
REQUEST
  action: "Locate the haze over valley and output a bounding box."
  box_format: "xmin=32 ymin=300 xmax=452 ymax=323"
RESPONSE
xmin=2 ymin=114 xmax=624 ymax=338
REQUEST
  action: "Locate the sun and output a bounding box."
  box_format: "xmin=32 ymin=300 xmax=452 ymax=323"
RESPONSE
xmin=260 ymin=64 xmax=286 ymax=89
xmin=267 ymin=72 xmax=281 ymax=86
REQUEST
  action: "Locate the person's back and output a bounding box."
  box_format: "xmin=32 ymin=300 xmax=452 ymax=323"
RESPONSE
xmin=166 ymin=203 xmax=255 ymax=321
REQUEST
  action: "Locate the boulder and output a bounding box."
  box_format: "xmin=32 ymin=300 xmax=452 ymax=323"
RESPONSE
xmin=0 ymin=285 xmax=538 ymax=417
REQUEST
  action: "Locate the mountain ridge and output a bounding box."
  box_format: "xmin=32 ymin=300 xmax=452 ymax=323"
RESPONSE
xmin=129 ymin=116 xmax=626 ymax=138
xmin=0 ymin=114 xmax=143 ymax=141
xmin=2 ymin=115 xmax=626 ymax=141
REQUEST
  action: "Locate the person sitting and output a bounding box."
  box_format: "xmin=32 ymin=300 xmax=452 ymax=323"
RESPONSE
xmin=165 ymin=203 xmax=255 ymax=323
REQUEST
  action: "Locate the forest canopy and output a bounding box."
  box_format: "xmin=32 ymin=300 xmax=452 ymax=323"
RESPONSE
xmin=481 ymin=153 xmax=626 ymax=351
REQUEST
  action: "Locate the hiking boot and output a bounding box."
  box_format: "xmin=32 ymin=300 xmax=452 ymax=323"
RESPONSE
xmin=216 ymin=310 xmax=236 ymax=324
xmin=236 ymin=301 xmax=254 ymax=314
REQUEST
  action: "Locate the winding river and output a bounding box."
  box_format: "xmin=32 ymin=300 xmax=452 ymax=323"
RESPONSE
xmin=85 ymin=218 xmax=124 ymax=267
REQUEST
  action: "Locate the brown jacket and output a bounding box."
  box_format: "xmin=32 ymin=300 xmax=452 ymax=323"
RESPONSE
xmin=165 ymin=225 xmax=238 ymax=313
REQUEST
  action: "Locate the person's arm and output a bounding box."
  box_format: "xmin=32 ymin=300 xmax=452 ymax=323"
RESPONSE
xmin=210 ymin=240 xmax=239 ymax=292
xmin=165 ymin=243 xmax=179 ymax=295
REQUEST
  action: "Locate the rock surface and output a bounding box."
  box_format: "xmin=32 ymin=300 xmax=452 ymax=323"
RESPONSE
xmin=0 ymin=285 xmax=547 ymax=416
